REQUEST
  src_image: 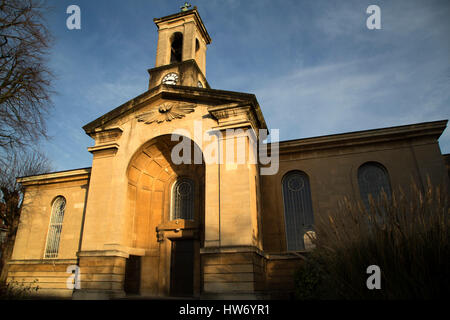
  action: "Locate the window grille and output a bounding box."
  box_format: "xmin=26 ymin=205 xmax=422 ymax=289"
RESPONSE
xmin=358 ymin=162 xmax=392 ymax=210
xmin=171 ymin=178 xmax=194 ymax=220
xmin=282 ymin=171 xmax=314 ymax=251
xmin=44 ymin=196 xmax=66 ymax=258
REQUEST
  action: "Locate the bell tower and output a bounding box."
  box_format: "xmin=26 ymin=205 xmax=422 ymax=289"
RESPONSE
xmin=148 ymin=5 xmax=211 ymax=89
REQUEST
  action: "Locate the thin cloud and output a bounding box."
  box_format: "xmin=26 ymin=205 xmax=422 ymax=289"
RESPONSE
xmin=38 ymin=1 xmax=450 ymax=171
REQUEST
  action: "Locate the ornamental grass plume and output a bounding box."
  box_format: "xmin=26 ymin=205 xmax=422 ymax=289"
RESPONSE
xmin=295 ymin=181 xmax=449 ymax=299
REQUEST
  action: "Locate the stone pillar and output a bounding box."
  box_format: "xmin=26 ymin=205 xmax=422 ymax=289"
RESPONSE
xmin=201 ymin=247 xmax=266 ymax=299
xmin=201 ymin=122 xmax=264 ymax=298
xmin=204 ymin=164 xmax=220 ymax=247
xmin=74 ymin=134 xmax=131 ymax=299
xmin=73 ymin=251 xmax=127 ymax=299
xmin=155 ymin=28 xmax=170 ymax=67
xmin=81 ymin=144 xmax=119 ymax=251
xmin=183 ymin=22 xmax=196 ymax=62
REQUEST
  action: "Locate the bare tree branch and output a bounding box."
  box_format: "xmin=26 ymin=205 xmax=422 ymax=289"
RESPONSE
xmin=0 ymin=0 xmax=53 ymax=152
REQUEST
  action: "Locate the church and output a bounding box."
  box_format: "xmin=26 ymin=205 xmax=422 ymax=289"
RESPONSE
xmin=6 ymin=7 xmax=449 ymax=299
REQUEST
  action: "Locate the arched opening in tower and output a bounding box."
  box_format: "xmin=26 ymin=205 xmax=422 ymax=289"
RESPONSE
xmin=170 ymin=32 xmax=183 ymax=63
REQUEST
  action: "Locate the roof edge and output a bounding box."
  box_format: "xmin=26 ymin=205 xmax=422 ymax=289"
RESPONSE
xmin=276 ymin=119 xmax=448 ymax=152
xmin=82 ymin=85 xmax=266 ymax=134
xmin=153 ymin=7 xmax=211 ymax=44
xmin=17 ymin=167 xmax=92 ymax=184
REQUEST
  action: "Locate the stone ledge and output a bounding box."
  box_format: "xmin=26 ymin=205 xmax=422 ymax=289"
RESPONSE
xmin=8 ymin=259 xmax=78 ymax=265
xmin=77 ymin=250 xmax=129 ymax=258
xmin=204 ymin=281 xmax=255 ymax=293
xmin=200 ymin=246 xmax=264 ymax=255
xmin=17 ymin=168 xmax=91 ymax=184
xmin=102 ymin=244 xmax=146 ymax=256
xmin=87 ymin=143 xmax=119 ymax=154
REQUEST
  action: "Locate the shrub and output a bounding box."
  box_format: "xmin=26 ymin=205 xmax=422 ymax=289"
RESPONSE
xmin=0 ymin=279 xmax=39 ymax=299
xmin=295 ymin=183 xmax=450 ymax=299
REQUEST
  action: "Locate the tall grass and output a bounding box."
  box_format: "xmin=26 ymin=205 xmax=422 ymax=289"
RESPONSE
xmin=295 ymin=182 xmax=450 ymax=299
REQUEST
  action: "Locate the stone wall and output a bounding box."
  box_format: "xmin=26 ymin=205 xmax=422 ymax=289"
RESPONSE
xmin=261 ymin=122 xmax=448 ymax=253
xmin=7 ymin=259 xmax=77 ymax=298
xmin=201 ymin=249 xmax=265 ymax=299
xmin=74 ymin=255 xmax=126 ymax=299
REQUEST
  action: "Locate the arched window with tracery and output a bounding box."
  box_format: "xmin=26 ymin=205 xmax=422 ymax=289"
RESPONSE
xmin=44 ymin=196 xmax=66 ymax=258
xmin=282 ymin=171 xmax=314 ymax=251
xmin=358 ymin=162 xmax=392 ymax=209
xmin=171 ymin=178 xmax=195 ymax=220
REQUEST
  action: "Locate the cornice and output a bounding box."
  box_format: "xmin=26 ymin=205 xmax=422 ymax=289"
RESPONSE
xmin=147 ymin=59 xmax=211 ymax=89
xmin=82 ymin=85 xmax=267 ymax=134
xmin=87 ymin=143 xmax=119 ymax=154
xmin=277 ymin=120 xmax=448 ymax=154
xmin=208 ymin=103 xmax=260 ymax=132
xmin=153 ymin=7 xmax=211 ymax=44
xmin=16 ymin=167 xmax=91 ymax=185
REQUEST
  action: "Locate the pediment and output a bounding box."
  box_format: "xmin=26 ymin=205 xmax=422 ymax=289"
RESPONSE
xmin=82 ymin=85 xmax=267 ymax=136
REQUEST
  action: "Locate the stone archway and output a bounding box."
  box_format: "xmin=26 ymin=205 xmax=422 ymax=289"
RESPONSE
xmin=125 ymin=134 xmax=204 ymax=297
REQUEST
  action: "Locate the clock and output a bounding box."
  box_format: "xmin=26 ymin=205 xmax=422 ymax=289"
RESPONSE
xmin=197 ymin=81 xmax=203 ymax=88
xmin=162 ymin=72 xmax=179 ymax=85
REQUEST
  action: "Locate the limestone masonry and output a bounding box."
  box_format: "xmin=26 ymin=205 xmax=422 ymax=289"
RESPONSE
xmin=7 ymin=7 xmax=449 ymax=299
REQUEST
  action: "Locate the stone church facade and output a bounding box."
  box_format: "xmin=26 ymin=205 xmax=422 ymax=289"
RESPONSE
xmin=6 ymin=8 xmax=449 ymax=299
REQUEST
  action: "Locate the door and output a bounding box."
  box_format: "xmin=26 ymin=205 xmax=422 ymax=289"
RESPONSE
xmin=124 ymin=255 xmax=141 ymax=295
xmin=170 ymin=239 xmax=194 ymax=297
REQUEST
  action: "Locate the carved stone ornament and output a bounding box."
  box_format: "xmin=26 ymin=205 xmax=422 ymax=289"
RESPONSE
xmin=136 ymin=103 xmax=196 ymax=124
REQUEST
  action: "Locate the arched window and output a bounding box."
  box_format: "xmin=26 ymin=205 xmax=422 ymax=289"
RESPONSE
xmin=170 ymin=32 xmax=183 ymax=63
xmin=171 ymin=178 xmax=194 ymax=220
xmin=195 ymin=38 xmax=201 ymax=62
xmin=195 ymin=38 xmax=200 ymax=52
xmin=358 ymin=162 xmax=392 ymax=209
xmin=282 ymin=171 xmax=314 ymax=251
xmin=44 ymin=196 xmax=66 ymax=258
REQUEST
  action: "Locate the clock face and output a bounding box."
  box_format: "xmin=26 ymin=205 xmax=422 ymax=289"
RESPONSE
xmin=162 ymin=72 xmax=179 ymax=85
xmin=197 ymin=81 xmax=203 ymax=88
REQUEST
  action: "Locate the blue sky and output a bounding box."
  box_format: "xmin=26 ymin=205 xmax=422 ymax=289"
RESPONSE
xmin=42 ymin=0 xmax=450 ymax=171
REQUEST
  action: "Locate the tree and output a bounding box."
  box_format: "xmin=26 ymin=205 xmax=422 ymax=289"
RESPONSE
xmin=0 ymin=0 xmax=53 ymax=151
xmin=0 ymin=149 xmax=52 ymax=283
